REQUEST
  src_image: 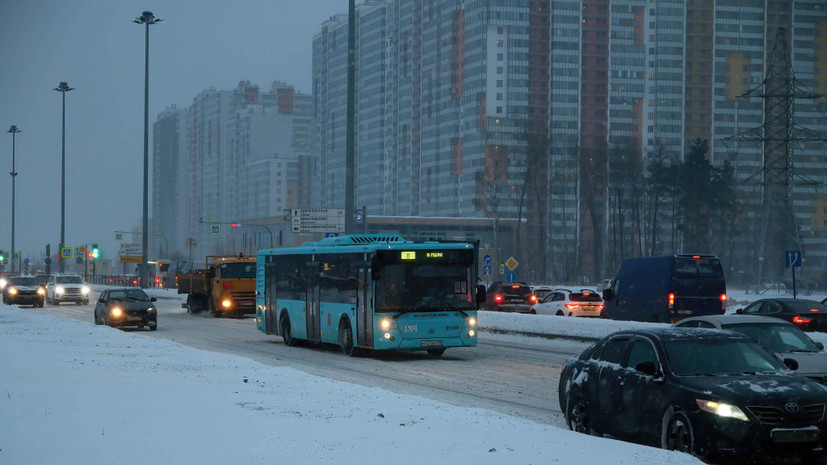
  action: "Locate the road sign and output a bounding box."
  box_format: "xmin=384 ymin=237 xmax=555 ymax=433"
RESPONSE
xmin=23 ymin=258 xmax=29 ymax=265
xmin=785 ymin=250 xmax=802 ymax=268
xmin=291 ymin=208 xmax=345 ymax=233
xmin=483 ymin=254 xmax=492 ymax=265
xmin=499 ymin=264 xmax=505 ymax=274
xmin=74 ymin=247 xmax=83 ymax=257
xmin=483 ymin=265 xmax=492 ymax=275
xmin=505 ymin=256 xmax=519 ymax=270
xmin=325 ymin=232 xmax=340 ymax=238
xmin=61 ymin=248 xmax=71 ymax=258
xmin=506 ymin=271 xmax=518 ymax=282
xmin=115 ymin=232 xmax=123 ymax=241
xmin=210 ymin=224 xmax=221 ymax=235
xmin=119 ymin=243 xmax=141 ymax=256
xmin=119 ymin=256 xmax=142 ymax=263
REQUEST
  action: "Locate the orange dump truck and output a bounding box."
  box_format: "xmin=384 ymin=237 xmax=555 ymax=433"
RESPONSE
xmin=177 ymin=255 xmax=257 ymax=317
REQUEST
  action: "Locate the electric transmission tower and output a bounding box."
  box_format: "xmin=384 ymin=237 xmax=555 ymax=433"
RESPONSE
xmin=726 ymin=28 xmax=826 ymax=282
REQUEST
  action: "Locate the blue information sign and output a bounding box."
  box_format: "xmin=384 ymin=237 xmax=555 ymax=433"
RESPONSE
xmin=325 ymin=232 xmax=339 ymax=238
xmin=483 ymin=265 xmax=492 ymax=275
xmin=785 ymin=250 xmax=802 ymax=268
xmin=506 ymin=271 xmax=518 ymax=282
xmin=483 ymin=254 xmax=491 ymax=265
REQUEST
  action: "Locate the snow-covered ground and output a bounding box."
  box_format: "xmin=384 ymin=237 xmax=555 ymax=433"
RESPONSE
xmin=3 ymin=285 xmax=821 ymax=464
xmin=0 ymin=303 xmax=703 ymax=465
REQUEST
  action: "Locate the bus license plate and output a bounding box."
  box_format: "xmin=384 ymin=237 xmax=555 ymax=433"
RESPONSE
xmin=420 ymin=340 xmax=443 ymax=347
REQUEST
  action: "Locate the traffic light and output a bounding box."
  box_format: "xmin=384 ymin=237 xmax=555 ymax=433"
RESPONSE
xmin=0 ymin=252 xmax=5 ymax=264
xmin=88 ymin=251 xmax=94 ymax=259
xmin=92 ymin=244 xmax=99 ymax=259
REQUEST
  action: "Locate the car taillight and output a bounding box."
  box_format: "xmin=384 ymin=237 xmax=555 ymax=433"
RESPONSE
xmin=598 ymin=304 xmax=604 ymax=310
xmin=720 ymin=294 xmax=727 ymax=313
xmin=530 ymin=294 xmax=538 ymax=303
xmin=494 ymin=294 xmax=503 ymax=303
xmin=511 ymin=285 xmax=520 ymax=289
xmin=811 ymin=308 xmax=820 ymax=312
xmin=565 ymin=303 xmax=580 ymax=310
xmin=793 ymin=316 xmax=812 ymax=324
xmin=668 ymin=292 xmax=675 ymax=312
xmin=223 ymin=281 xmax=234 ymax=289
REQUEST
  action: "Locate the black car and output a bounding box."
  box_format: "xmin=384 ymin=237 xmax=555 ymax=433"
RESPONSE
xmin=94 ymin=288 xmax=158 ymax=331
xmin=737 ymin=298 xmax=827 ymax=332
xmin=481 ymin=281 xmax=535 ymax=313
xmin=2 ymin=276 xmax=46 ymax=307
xmin=559 ymin=327 xmax=827 ymax=461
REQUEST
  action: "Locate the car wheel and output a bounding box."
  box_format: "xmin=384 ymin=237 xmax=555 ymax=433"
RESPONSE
xmin=427 ymin=349 xmax=446 ymax=357
xmin=556 ymin=310 xmax=564 ymax=316
xmin=566 ymin=394 xmax=601 ymax=436
xmin=149 ymin=323 xmax=157 ymax=331
xmin=339 ymin=319 xmax=357 ymax=356
xmin=662 ymin=409 xmax=694 ymax=455
xmin=280 ymin=313 xmax=295 ymax=347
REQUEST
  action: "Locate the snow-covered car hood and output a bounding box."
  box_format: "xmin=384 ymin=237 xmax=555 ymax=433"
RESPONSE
xmin=680 ymin=373 xmax=827 ymax=406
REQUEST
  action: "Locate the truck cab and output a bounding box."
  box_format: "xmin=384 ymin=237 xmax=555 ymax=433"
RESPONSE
xmin=209 ymin=258 xmax=256 ymax=316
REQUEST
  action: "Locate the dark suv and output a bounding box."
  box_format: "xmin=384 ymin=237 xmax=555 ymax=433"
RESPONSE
xmin=482 ymin=281 xmax=535 ymax=313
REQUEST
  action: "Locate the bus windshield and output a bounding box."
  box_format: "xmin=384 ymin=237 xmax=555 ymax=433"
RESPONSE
xmin=375 ymin=249 xmax=474 ymax=312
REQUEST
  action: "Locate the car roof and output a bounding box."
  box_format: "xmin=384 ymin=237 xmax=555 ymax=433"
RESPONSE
xmin=676 ymin=314 xmax=795 ymax=327
xmin=107 ymin=287 xmax=146 ymax=292
xmin=605 ymin=327 xmax=750 ymax=343
xmin=756 ymin=298 xmax=821 ymax=304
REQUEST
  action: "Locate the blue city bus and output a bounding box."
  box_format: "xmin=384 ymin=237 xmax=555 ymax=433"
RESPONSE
xmin=256 ymin=234 xmax=483 ymax=357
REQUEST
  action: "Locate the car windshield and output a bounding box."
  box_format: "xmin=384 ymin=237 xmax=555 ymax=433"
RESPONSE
xmin=665 ymin=338 xmax=787 ymax=376
xmin=108 ymin=290 xmax=151 ymax=302
xmin=722 ymin=323 xmax=821 ymax=353
xmin=220 ymin=263 xmax=255 ymax=279
xmin=56 ymin=276 xmax=82 ymax=284
xmin=10 ymin=277 xmax=37 ymax=286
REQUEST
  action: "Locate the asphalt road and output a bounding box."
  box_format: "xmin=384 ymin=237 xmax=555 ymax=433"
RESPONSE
xmin=27 ymin=291 xmax=581 ymax=428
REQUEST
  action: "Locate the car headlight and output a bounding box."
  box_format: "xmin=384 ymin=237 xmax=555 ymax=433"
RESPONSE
xmin=56 ymin=286 xmax=65 ymax=294
xmin=696 ymin=400 xmax=750 ymax=422
xmin=9 ymin=288 xmax=18 ymax=295
xmin=110 ymin=307 xmax=123 ymax=317
xmin=37 ymin=288 xmax=45 ymax=295
xmin=0 ymin=278 xmax=6 ymax=289
xmin=146 ymin=307 xmax=154 ymax=312
xmin=81 ymin=286 xmax=90 ymax=295
xmin=380 ymin=318 xmax=392 ymax=330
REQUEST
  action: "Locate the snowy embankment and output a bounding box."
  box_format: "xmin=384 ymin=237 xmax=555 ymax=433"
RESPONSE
xmin=0 ymin=304 xmax=702 ymax=465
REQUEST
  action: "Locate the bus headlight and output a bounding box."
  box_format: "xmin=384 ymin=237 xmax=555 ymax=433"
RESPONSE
xmin=380 ymin=318 xmax=391 ymax=330
xmin=384 ymin=332 xmax=392 ymax=339
xmin=56 ymin=286 xmax=65 ymax=294
xmin=468 ymin=330 xmax=476 ymax=337
xmin=222 ymin=299 xmax=232 ymax=308
xmin=81 ymin=286 xmax=90 ymax=295
xmin=468 ymin=318 xmax=476 ymax=326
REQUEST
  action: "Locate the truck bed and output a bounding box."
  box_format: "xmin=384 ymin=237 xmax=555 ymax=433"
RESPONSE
xmin=177 ymin=271 xmax=208 ymax=295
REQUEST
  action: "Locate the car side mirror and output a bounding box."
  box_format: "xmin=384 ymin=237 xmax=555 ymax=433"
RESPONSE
xmin=98 ymin=298 xmax=105 ymax=303
xmin=476 ymin=285 xmax=486 ymax=304
xmin=602 ymin=289 xmax=614 ymax=301
xmin=150 ymin=297 xmax=157 ymax=302
xmin=783 ymin=358 xmax=800 ymax=371
xmin=735 ymin=308 xmax=743 ymax=314
xmin=634 ymin=361 xmax=658 ymax=377
xmin=817 ymin=342 xmax=825 ymax=351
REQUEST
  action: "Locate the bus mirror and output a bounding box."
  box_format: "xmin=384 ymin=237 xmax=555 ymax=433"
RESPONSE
xmin=602 ymin=289 xmax=614 ymax=301
xmin=476 ymin=285 xmax=486 ymax=303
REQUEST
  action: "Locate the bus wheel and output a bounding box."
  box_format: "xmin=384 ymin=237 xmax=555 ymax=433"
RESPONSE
xmin=427 ymin=349 xmax=445 ymax=357
xmin=339 ymin=319 xmax=357 ymax=356
xmin=280 ymin=314 xmax=296 ymax=347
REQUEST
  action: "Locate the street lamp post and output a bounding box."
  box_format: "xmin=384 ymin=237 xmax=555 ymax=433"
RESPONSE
xmin=7 ymin=125 xmax=21 ymax=274
xmin=134 ymin=10 xmax=162 ymax=288
xmin=54 ymin=82 xmax=74 ymax=274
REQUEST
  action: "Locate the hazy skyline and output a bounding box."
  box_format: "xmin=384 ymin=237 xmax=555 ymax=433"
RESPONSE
xmin=0 ymin=0 xmax=345 ymax=268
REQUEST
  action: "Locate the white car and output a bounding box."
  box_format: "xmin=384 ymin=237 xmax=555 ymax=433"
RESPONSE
xmin=530 ymin=288 xmax=603 ymax=317
xmin=46 ymin=274 xmax=90 ymax=305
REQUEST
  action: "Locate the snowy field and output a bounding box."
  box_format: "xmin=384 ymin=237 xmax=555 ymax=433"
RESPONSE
xmin=0 ymin=303 xmax=703 ymax=465
xmin=2 ymin=285 xmax=823 ymax=464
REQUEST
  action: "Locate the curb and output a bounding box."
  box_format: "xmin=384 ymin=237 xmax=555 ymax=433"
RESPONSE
xmin=479 ymin=327 xmax=601 ymax=344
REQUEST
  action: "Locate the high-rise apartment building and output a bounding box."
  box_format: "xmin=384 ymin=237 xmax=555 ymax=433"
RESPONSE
xmin=152 ymin=81 xmax=312 ymax=259
xmin=312 ymin=0 xmax=827 ymax=283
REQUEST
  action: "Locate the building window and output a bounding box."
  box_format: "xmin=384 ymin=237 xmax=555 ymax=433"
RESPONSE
xmin=497 ymin=80 xmax=503 ymax=87
xmin=497 ymin=39 xmax=504 ymax=47
xmin=497 ymin=93 xmax=503 ymax=100
xmin=497 ymin=53 xmax=504 ymax=60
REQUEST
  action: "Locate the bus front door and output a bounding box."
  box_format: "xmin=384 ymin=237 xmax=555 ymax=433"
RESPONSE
xmin=355 ymin=265 xmax=373 ymax=348
xmin=305 ymin=262 xmax=321 ymax=343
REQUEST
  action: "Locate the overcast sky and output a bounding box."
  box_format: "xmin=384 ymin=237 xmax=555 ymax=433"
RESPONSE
xmin=0 ymin=0 xmax=345 ymax=269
